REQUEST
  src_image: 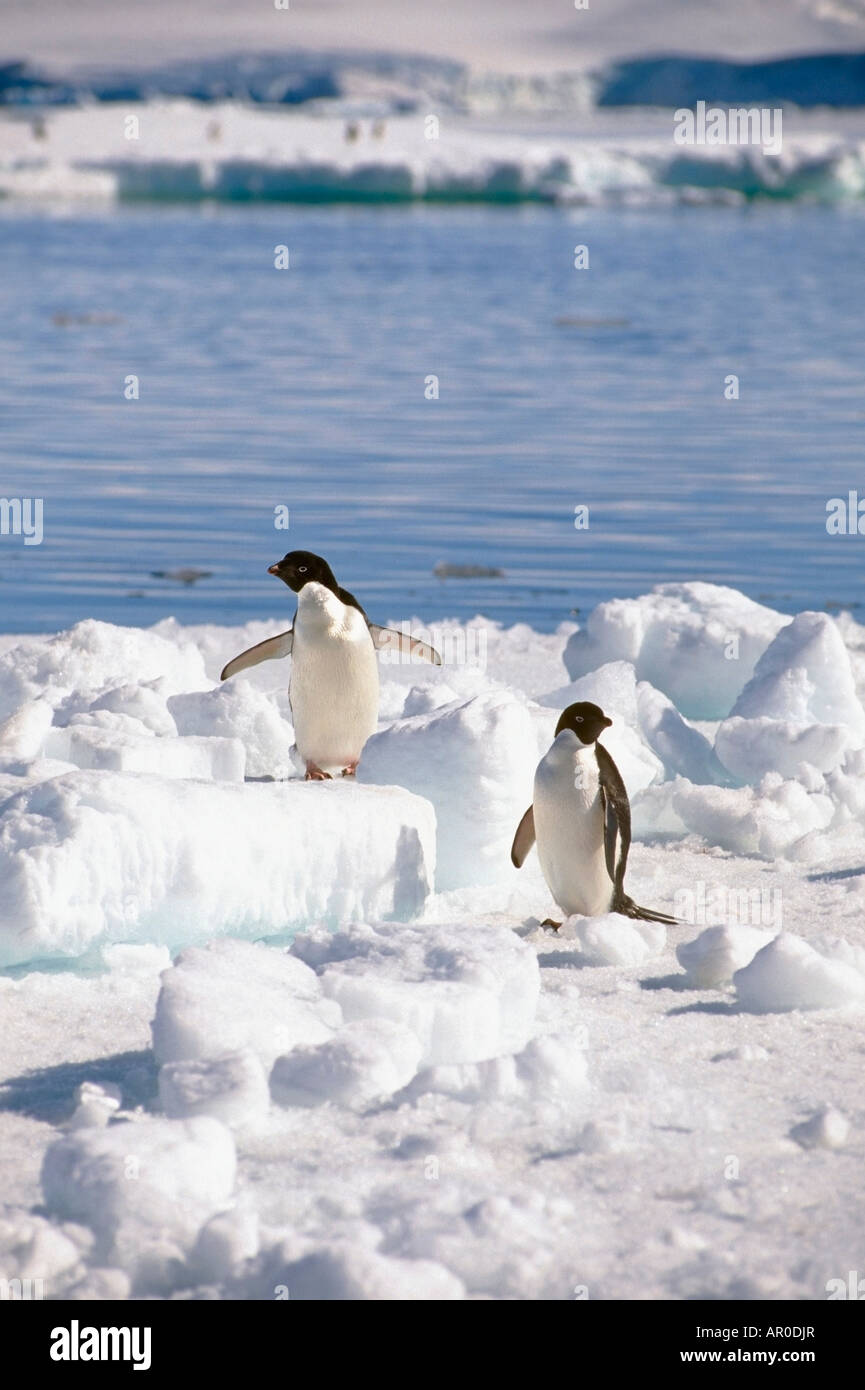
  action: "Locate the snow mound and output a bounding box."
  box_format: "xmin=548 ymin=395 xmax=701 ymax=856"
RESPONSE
xmin=44 ymin=720 xmax=246 ymax=781
xmin=0 ymin=699 xmax=54 ymax=760
xmin=715 ymin=715 xmax=852 ymax=781
xmin=152 ymin=939 xmax=341 ymax=1070
xmin=168 ymin=683 xmax=295 ymax=779
xmin=790 ymin=1107 xmax=849 ymax=1150
xmin=731 ymin=611 xmax=865 ymax=734
xmin=636 ymin=681 xmax=730 ymax=784
xmin=271 ymin=1019 xmax=423 ymax=1110
xmin=189 ymin=1205 xmax=260 ymax=1285
xmin=541 ymin=659 xmax=640 ymax=725
xmin=734 ymin=933 xmax=865 ymax=1013
xmin=291 ymin=921 xmax=540 ymax=1068
xmin=409 ymin=1030 xmax=589 ymax=1106
xmin=677 ymin=924 xmax=775 ymax=988
xmin=0 ymin=620 xmax=209 ymax=720
xmin=716 ymin=612 xmax=865 ymax=781
xmin=358 ymin=691 xmax=537 ymax=891
xmin=272 ymin=1244 xmax=465 ymax=1301
xmin=41 ymin=1116 xmax=236 ymax=1293
xmin=0 ymin=1207 xmax=89 ymax=1292
xmin=159 ymin=1048 xmax=270 ymax=1127
xmin=0 ymin=775 xmax=435 ymax=966
xmin=664 ymin=775 xmax=834 ymax=858
xmin=82 ymin=680 xmax=180 ymax=736
xmin=563 ymin=583 xmax=788 ymax=719
xmin=69 ymin=1081 xmax=123 ymax=1130
xmin=561 ymin=914 xmax=666 ymax=967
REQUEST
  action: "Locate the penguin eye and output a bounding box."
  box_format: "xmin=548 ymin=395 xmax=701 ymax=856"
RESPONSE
xmin=574 ymin=716 xmax=583 ymax=723
xmin=298 ymin=566 xmax=307 ymax=573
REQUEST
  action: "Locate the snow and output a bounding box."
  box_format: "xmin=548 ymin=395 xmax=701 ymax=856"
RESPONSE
xmin=44 ymin=722 xmax=247 ymax=781
xmin=168 ymin=684 xmax=296 ymax=780
xmin=677 ymin=924 xmax=775 ymax=987
xmin=731 ymin=612 xmax=865 ymax=733
xmin=563 ymin=583 xmax=789 ymax=720
xmin=715 ymin=612 xmax=865 ymax=782
xmin=358 ymin=691 xmax=538 ymax=891
xmin=733 ymin=933 xmax=865 ymax=1012
xmin=568 ymin=915 xmax=667 ymax=968
xmin=271 ymin=1021 xmax=423 ymax=1112
xmin=0 ymin=774 xmax=435 ymax=966
xmin=1 ymin=583 xmax=864 ymax=1300
xmin=159 ymin=1050 xmax=270 ymax=1128
xmin=790 ymin=1107 xmax=850 ymax=1151
xmin=41 ymin=1116 xmax=236 ymax=1292
xmin=4 ymin=100 xmax=865 ymax=209
xmin=0 ymin=620 xmax=209 ymax=722
xmin=264 ymin=1245 xmax=466 ymax=1302
xmin=152 ymin=939 xmax=341 ymax=1070
xmin=292 ymin=921 xmax=540 ymax=1068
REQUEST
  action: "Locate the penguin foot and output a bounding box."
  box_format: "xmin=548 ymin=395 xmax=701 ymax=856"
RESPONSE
xmin=304 ymin=763 xmax=332 ymax=781
xmin=541 ymin=918 xmax=562 ymax=932
xmin=341 ymin=762 xmax=358 ymax=777
xmin=613 ymin=893 xmax=678 ymax=926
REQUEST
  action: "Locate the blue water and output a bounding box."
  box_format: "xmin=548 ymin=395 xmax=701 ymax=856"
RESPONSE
xmin=1 ymin=201 xmax=863 ymax=634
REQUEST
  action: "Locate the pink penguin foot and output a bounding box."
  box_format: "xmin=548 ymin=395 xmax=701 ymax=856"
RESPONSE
xmin=341 ymin=761 xmax=358 ymax=778
xmin=304 ymin=762 xmax=332 ymax=781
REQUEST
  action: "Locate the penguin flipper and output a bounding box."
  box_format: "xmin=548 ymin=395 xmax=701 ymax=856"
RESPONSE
xmin=510 ymin=805 xmax=535 ymax=868
xmin=220 ymin=629 xmax=293 ymax=681
xmin=368 ymin=624 xmax=442 ymax=666
xmin=596 ymin=742 xmax=631 ymax=899
xmin=598 ymin=743 xmax=679 ymax=925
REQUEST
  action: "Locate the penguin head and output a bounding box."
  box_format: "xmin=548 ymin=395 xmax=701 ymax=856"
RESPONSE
xmin=267 ymin=550 xmax=338 ymax=594
xmin=555 ymin=701 xmax=612 ymax=745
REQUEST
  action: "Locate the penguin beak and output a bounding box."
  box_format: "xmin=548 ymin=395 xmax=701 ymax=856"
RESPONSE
xmin=267 ymin=564 xmax=281 ymax=576
xmin=603 ymin=716 xmax=612 ymax=727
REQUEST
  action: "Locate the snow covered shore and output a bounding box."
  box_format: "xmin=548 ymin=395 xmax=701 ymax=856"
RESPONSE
xmin=4 ymin=102 xmax=865 ymax=206
xmin=1 ymin=581 xmax=864 ymax=1300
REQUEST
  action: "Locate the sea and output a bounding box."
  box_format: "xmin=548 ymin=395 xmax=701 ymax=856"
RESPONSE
xmin=1 ymin=68 xmax=864 ymax=634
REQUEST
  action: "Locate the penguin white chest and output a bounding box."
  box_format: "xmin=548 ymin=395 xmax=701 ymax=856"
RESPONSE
xmin=289 ymin=583 xmax=379 ymax=769
xmin=533 ymin=733 xmax=613 ymax=918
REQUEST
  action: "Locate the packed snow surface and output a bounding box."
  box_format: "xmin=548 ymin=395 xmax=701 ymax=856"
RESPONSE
xmin=1 ymin=581 xmax=864 ymax=1300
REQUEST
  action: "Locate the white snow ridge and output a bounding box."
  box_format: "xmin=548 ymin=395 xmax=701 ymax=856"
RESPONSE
xmin=1 ymin=584 xmax=864 ymax=1300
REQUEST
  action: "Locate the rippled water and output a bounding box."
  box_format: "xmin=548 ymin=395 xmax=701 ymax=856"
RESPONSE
xmin=0 ymin=201 xmax=863 ymax=633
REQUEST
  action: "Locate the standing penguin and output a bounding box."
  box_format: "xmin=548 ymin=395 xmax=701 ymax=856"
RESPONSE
xmin=221 ymin=550 xmax=441 ymax=780
xmin=511 ymin=701 xmax=676 ymax=928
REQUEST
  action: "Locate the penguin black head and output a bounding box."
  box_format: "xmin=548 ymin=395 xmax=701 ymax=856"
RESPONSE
xmin=555 ymin=701 xmax=612 ymax=745
xmin=267 ymin=550 xmax=338 ymax=595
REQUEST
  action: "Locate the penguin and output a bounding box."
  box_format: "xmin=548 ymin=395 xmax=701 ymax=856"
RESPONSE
xmin=511 ymin=701 xmax=677 ymax=929
xmin=221 ymin=550 xmax=441 ymax=780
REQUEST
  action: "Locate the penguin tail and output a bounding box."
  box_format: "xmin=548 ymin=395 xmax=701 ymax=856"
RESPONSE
xmin=613 ymin=893 xmax=679 ymax=926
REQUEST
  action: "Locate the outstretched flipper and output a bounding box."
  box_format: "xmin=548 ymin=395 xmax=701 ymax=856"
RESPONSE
xmin=596 ymin=742 xmax=678 ymax=925
xmin=510 ymin=805 xmax=536 ymax=868
xmin=220 ymin=629 xmax=293 ymax=681
xmin=368 ymin=624 xmax=442 ymax=666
